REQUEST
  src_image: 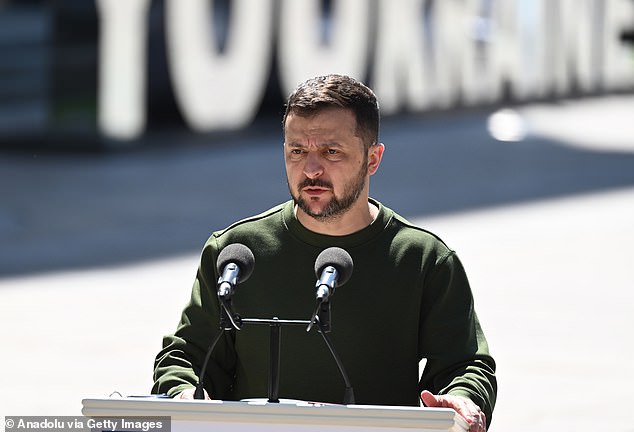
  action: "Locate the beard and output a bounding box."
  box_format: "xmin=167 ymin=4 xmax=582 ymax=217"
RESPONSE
xmin=289 ymin=161 xmax=368 ymax=221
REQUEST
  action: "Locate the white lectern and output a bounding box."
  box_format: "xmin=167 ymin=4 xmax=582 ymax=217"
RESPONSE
xmin=82 ymin=397 xmax=468 ymax=432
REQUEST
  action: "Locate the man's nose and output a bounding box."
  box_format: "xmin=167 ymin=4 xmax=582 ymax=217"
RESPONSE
xmin=303 ymin=152 xmax=324 ymax=179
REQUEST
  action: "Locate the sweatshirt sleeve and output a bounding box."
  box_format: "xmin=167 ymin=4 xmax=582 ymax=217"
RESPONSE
xmin=151 ymin=237 xmax=237 ymax=398
xmin=418 ymin=250 xmax=497 ymax=426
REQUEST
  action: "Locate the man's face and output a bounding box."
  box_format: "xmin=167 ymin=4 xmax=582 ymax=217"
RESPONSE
xmin=284 ymin=108 xmax=369 ymax=220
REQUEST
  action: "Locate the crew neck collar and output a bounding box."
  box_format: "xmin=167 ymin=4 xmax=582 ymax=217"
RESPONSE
xmin=282 ymin=198 xmax=390 ymax=249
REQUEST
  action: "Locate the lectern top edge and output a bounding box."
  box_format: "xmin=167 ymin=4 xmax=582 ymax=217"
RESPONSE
xmin=81 ymin=397 xmax=468 ymax=431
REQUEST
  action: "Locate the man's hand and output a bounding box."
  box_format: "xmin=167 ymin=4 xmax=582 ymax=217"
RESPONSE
xmin=176 ymin=387 xmax=211 ymax=400
xmin=420 ymin=390 xmax=486 ymax=432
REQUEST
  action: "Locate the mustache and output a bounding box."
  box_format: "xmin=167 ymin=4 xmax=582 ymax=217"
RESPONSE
xmin=299 ymin=178 xmax=333 ymax=189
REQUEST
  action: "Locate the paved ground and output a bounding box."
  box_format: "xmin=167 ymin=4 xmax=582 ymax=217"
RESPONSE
xmin=1 ymin=94 xmax=634 ymax=431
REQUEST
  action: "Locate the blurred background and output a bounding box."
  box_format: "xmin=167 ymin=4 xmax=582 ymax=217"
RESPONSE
xmin=1 ymin=1 xmax=634 ymax=431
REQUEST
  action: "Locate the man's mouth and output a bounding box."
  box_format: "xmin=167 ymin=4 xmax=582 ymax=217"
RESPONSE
xmin=303 ymin=186 xmax=329 ymax=196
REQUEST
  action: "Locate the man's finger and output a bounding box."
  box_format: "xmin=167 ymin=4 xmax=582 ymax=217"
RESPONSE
xmin=420 ymin=390 xmax=440 ymax=407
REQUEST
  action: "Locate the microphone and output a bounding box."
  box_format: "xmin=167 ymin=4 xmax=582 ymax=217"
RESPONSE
xmin=314 ymin=247 xmax=354 ymax=301
xmin=307 ymin=247 xmax=353 ymax=333
xmin=216 ymin=243 xmax=255 ymax=298
xmin=195 ymin=243 xmax=255 ymax=400
xmin=308 ymin=247 xmax=356 ymax=403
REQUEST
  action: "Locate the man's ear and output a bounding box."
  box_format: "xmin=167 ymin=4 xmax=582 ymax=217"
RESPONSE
xmin=368 ymin=143 xmax=385 ymax=175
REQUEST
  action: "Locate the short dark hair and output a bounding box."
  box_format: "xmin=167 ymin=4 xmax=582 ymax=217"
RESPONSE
xmin=283 ymin=74 xmax=380 ymax=150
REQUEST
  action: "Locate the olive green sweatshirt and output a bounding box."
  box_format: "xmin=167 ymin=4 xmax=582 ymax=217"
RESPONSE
xmin=152 ymin=199 xmax=496 ymax=423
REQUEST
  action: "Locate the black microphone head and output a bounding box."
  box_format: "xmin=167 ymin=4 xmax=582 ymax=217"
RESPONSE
xmin=217 ymin=243 xmax=255 ymax=283
xmin=314 ymin=247 xmax=354 ymax=286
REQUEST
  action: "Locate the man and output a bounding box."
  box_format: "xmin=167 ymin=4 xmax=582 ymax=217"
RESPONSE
xmin=152 ymin=74 xmax=496 ymax=431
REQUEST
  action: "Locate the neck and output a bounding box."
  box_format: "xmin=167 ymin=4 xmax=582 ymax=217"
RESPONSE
xmin=295 ymin=199 xmax=378 ymax=236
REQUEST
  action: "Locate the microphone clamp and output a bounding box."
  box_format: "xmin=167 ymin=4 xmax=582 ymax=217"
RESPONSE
xmin=217 ymin=262 xmax=240 ymax=298
xmin=315 ymin=265 xmax=338 ymax=301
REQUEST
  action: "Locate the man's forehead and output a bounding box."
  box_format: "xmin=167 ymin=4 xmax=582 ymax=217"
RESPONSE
xmin=284 ymin=109 xmax=356 ymax=135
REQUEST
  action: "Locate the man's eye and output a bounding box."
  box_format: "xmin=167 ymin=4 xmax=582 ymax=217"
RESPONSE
xmin=325 ymin=148 xmax=344 ymax=159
